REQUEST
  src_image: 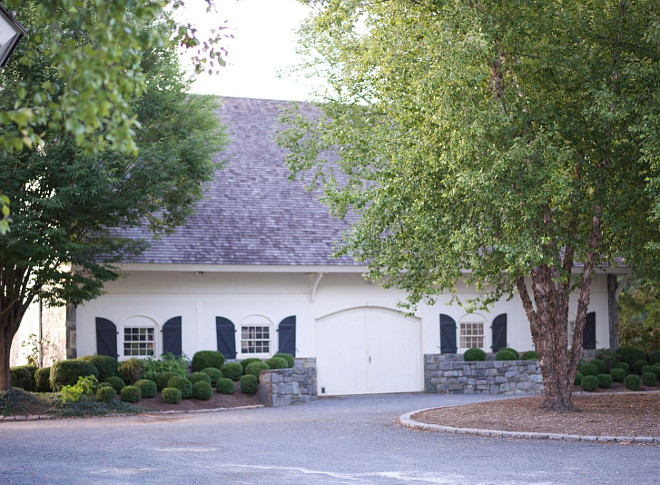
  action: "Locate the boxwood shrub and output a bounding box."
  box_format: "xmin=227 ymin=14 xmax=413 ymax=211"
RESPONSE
xmin=589 ymin=359 xmax=606 ymax=374
xmin=161 ymin=387 xmax=182 ymax=404
xmin=648 ymin=350 xmax=660 ymax=365
xmin=188 ymin=372 xmax=212 ymax=385
xmin=463 ymin=348 xmax=486 ymax=361
xmin=203 ymin=367 xmax=223 ymax=386
xmin=118 ymin=358 xmax=143 ymax=384
xmin=192 ymin=350 xmax=225 ymax=372
xmin=50 ymin=360 xmax=99 ymax=391
xmin=104 ymin=376 xmax=126 ymax=393
xmin=642 ymin=372 xmax=657 ymax=387
xmin=135 ymin=379 xmax=157 ymax=398
xmin=574 ymin=372 xmax=584 ymax=386
xmin=120 ymin=385 xmax=142 ymax=403
xmin=273 ymin=353 xmax=295 ymax=368
xmin=597 ymin=373 xmax=612 ymax=389
xmin=80 ymin=355 xmax=118 ymax=381
xmin=521 ymin=351 xmax=539 ymax=360
xmin=220 ymin=362 xmax=243 ymax=381
xmin=610 ymin=367 xmax=626 ymax=382
xmin=580 ymin=375 xmax=599 ymax=391
xmin=265 ymin=357 xmax=288 ymax=370
xmin=495 ymin=348 xmax=519 ymax=361
xmin=615 ymin=347 xmax=647 ymax=367
xmin=10 ymin=365 xmax=37 ymax=391
xmin=34 ymin=367 xmax=52 ymax=392
xmin=96 ymin=386 xmax=116 ymax=403
xmin=245 ymin=361 xmax=270 ymax=378
xmin=167 ymin=376 xmax=193 ymax=399
xmin=240 ymin=374 xmax=258 ymax=394
xmin=641 ymin=365 xmax=659 ymax=380
xmin=155 ymin=371 xmax=180 ymax=391
xmin=624 ymin=374 xmax=641 ymax=391
xmin=611 ymin=361 xmax=630 ymax=373
xmin=240 ymin=358 xmax=262 ymax=373
xmin=633 ymin=359 xmax=648 ymax=374
xmin=191 ymin=381 xmax=213 ymax=400
xmin=216 ymin=377 xmax=235 ymax=394
xmin=578 ymin=363 xmax=598 ymax=376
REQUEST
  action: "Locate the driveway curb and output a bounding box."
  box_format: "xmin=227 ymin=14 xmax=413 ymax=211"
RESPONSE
xmin=399 ymin=407 xmax=660 ymax=444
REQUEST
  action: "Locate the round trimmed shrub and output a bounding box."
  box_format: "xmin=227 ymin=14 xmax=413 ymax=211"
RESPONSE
xmin=162 ymin=387 xmax=182 ymax=404
xmin=96 ymin=386 xmax=116 ymax=403
xmin=612 ymin=361 xmax=630 ymax=373
xmin=118 ymin=358 xmax=143 ymax=384
xmin=104 ymin=376 xmax=126 ymax=393
xmin=240 ymin=358 xmax=261 ymax=372
xmin=642 ymin=372 xmax=657 ymax=387
xmin=580 ymin=375 xmax=599 ymax=391
xmin=188 ymin=372 xmax=212 ymax=385
xmin=642 ymin=365 xmax=659 ymax=380
xmin=120 ymin=385 xmax=142 ymax=403
xmin=521 ymin=351 xmax=539 ymax=360
xmin=34 ymin=367 xmax=52 ymax=392
xmin=633 ymin=359 xmax=648 ymax=374
xmin=192 ymin=350 xmax=225 ymax=372
xmin=80 ymin=355 xmax=118 ymax=381
xmin=245 ymin=361 xmax=270 ymax=378
xmin=574 ymin=372 xmax=583 ymax=386
xmin=273 ymin=353 xmax=295 ymax=368
xmin=221 ymin=362 xmax=243 ymax=381
xmin=240 ymin=374 xmax=258 ymax=394
xmin=495 ymin=348 xmax=519 ymax=361
xmin=624 ymin=374 xmax=641 ymax=391
xmin=191 ymin=381 xmax=213 ymax=400
xmin=654 ymin=363 xmax=660 ymax=378
xmin=589 ymin=359 xmax=606 ymax=375
xmin=615 ymin=347 xmax=647 ymax=367
xmin=216 ymin=377 xmax=235 ymax=394
xmin=578 ymin=363 xmax=599 ymax=376
xmin=155 ymin=371 xmax=180 ymax=391
xmin=463 ymin=348 xmax=486 ymax=361
xmin=135 ymin=379 xmax=157 ymax=398
xmin=265 ymin=357 xmax=288 ymax=369
xmin=203 ymin=367 xmax=223 ymax=386
xmin=648 ymin=350 xmax=660 ymax=365
xmin=10 ymin=365 xmax=36 ymax=391
xmin=610 ymin=367 xmax=626 ymax=382
xmin=597 ymin=373 xmax=612 ymax=389
xmin=50 ymin=359 xmax=99 ymax=391
xmin=167 ymin=376 xmax=193 ymax=399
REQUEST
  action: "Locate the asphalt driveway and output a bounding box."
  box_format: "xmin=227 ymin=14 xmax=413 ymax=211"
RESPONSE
xmin=1 ymin=393 xmax=657 ymax=484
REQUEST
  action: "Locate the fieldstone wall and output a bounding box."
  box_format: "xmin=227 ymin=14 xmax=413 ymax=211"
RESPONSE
xmin=424 ymin=354 xmax=544 ymax=395
xmin=259 ymin=358 xmax=318 ymax=407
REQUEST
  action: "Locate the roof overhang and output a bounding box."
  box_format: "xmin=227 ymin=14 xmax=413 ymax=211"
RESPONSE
xmin=112 ymin=263 xmax=367 ymax=274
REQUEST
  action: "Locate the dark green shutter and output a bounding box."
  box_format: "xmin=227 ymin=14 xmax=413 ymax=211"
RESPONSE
xmin=162 ymin=316 xmax=182 ymax=357
xmin=216 ymin=317 xmax=236 ymax=358
xmin=583 ymin=312 xmax=596 ymax=349
xmin=440 ymin=314 xmax=457 ymax=354
xmin=95 ymin=317 xmax=117 ymax=357
xmin=278 ymin=316 xmax=296 ymax=356
xmin=491 ymin=313 xmax=507 ymax=352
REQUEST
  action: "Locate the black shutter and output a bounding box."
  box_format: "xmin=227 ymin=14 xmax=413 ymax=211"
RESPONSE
xmin=278 ymin=316 xmax=296 ymax=356
xmin=216 ymin=317 xmax=236 ymax=359
xmin=491 ymin=313 xmax=507 ymax=352
xmin=96 ymin=317 xmax=117 ymax=357
xmin=162 ymin=316 xmax=182 ymax=357
xmin=440 ymin=314 xmax=457 ymax=354
xmin=583 ymin=312 xmax=596 ymax=349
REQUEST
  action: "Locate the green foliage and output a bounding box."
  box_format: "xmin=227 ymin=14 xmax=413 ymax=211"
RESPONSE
xmin=240 ymin=358 xmax=262 ymax=372
xmin=578 ymin=364 xmax=599 ymax=377
xmin=641 ymin=365 xmax=659 ymax=380
xmin=0 ymin=388 xmax=40 ymax=415
xmin=120 ymin=385 xmax=142 ymax=403
xmin=118 ymin=359 xmax=144 ymax=385
xmin=34 ymin=367 xmax=51 ymax=392
xmin=141 ymin=353 xmax=189 ymax=381
xmin=589 ymin=359 xmax=607 ymax=375
xmin=96 ymin=386 xmax=117 ymax=404
xmin=574 ymin=373 xmax=583 ymax=386
xmin=216 ymin=378 xmax=235 ymax=395
xmin=220 ymin=363 xmax=243 ymax=381
xmin=80 ymin=356 xmax=118 ymax=381
xmin=135 ymin=379 xmax=157 ymax=399
xmin=191 ymin=381 xmax=213 ymax=401
xmin=612 ymin=361 xmax=630 ymax=373
xmin=245 ymin=361 xmax=270 ymax=378
xmin=521 ymin=351 xmax=539 ymax=360
xmin=495 ymin=349 xmax=519 ymax=361
xmin=240 ymin=374 xmax=259 ymax=395
xmin=60 ymin=375 xmax=99 ymax=403
xmin=624 ymin=374 xmax=642 ymax=391
xmin=642 ymin=372 xmax=657 ymax=387
xmin=615 ymin=347 xmax=648 ymax=367
xmin=610 ymin=368 xmax=627 ymax=382
xmin=618 ymin=281 xmax=660 ymax=352
xmin=265 ymin=357 xmax=288 ymax=370
xmin=161 ymin=387 xmax=182 ymax=404
xmin=202 ymin=367 xmax=224 ymax=386
xmin=50 ymin=360 xmax=98 ymax=391
xmin=192 ymin=351 xmax=225 ymax=372
xmin=273 ymin=353 xmax=295 ymax=368
xmin=167 ymin=376 xmax=193 ymax=399
xmin=10 ymin=365 xmax=36 ymax=391
xmin=597 ymin=374 xmax=612 ymax=389
xmin=104 ymin=376 xmax=126 ymax=394
xmin=648 ymin=351 xmax=660 ymax=365
xmin=633 ymin=359 xmax=649 ymax=374
xmin=155 ymin=371 xmax=181 ymax=391
xmin=580 ymin=375 xmax=599 ymax=392
xmin=463 ymin=348 xmax=486 ymax=362
xmin=188 ymin=372 xmax=212 ymax=385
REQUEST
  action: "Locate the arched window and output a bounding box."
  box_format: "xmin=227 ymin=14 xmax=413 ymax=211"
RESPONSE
xmin=121 ymin=316 xmax=158 ymax=358
xmin=458 ymin=313 xmax=487 ymax=351
xmin=238 ymin=314 xmax=274 ymax=358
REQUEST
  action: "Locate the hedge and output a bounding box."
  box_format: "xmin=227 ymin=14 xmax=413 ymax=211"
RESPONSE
xmin=104 ymin=376 xmax=126 ymax=393
xmin=273 ymin=353 xmax=295 ymax=368
xmin=50 ymin=360 xmax=99 ymax=391
xmin=191 ymin=381 xmax=213 ymax=400
xmin=203 ymin=367 xmax=223 ymax=386
xmin=10 ymin=365 xmax=37 ymax=392
xmin=167 ymin=376 xmax=193 ymax=399
xmin=80 ymin=355 xmax=118 ymax=381
xmin=34 ymin=367 xmax=52 ymax=392
xmin=220 ymin=362 xmax=243 ymax=381
xmin=135 ymin=379 xmax=157 ymax=398
xmin=265 ymin=357 xmax=288 ymax=370
xmin=216 ymin=378 xmax=235 ymax=394
xmin=240 ymin=374 xmax=258 ymax=394
xmin=192 ymin=351 xmax=225 ymax=372
xmin=463 ymin=348 xmax=486 ymax=361
xmin=245 ymin=361 xmax=270 ymax=378
xmin=120 ymin=385 xmax=142 ymax=403
xmin=162 ymin=387 xmax=182 ymax=404
xmin=188 ymin=372 xmax=212 ymax=385
xmin=118 ymin=358 xmax=143 ymax=384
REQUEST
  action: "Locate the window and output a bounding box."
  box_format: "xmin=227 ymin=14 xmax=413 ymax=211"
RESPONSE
xmin=241 ymin=325 xmax=270 ymax=354
xmin=460 ymin=320 xmax=485 ymax=349
xmin=123 ymin=326 xmax=155 ymax=356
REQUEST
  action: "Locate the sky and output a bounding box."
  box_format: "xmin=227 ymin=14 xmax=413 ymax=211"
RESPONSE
xmin=182 ymin=0 xmax=320 ymax=102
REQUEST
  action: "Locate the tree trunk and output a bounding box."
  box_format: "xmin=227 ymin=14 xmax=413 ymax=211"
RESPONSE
xmin=0 ymin=291 xmax=28 ymax=391
xmin=0 ymin=327 xmax=11 ymax=390
xmin=608 ymin=274 xmax=619 ymax=352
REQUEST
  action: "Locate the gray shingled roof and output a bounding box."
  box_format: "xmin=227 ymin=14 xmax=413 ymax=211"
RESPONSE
xmin=122 ymin=96 xmax=358 ymax=267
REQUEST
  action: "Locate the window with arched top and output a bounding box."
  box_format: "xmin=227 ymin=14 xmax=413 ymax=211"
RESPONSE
xmin=458 ymin=313 xmax=487 ymax=351
xmin=121 ymin=315 xmax=158 ymax=358
xmin=239 ymin=314 xmax=274 ymax=357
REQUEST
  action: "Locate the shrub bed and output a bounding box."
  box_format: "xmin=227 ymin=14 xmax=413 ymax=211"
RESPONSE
xmin=161 ymin=387 xmax=182 ymax=404
xmin=648 ymin=350 xmax=660 ymax=365
xmin=188 ymin=372 xmax=212 ymax=385
xmin=221 ymin=362 xmax=243 ymax=381
xmin=574 ymin=372 xmax=583 ymax=386
xmin=120 ymin=385 xmax=142 ymax=403
xmin=192 ymin=351 xmax=225 ymax=372
xmin=612 ymin=361 xmax=630 ymax=373
xmin=203 ymin=367 xmax=223 ymax=386
xmin=265 ymin=357 xmax=288 ymax=370
xmin=273 ymin=353 xmax=295 ymax=368
xmin=624 ymin=374 xmax=641 ymax=391
xmin=610 ymin=367 xmax=626 ymax=382
xmin=155 ymin=371 xmax=180 ymax=391
xmin=615 ymin=347 xmax=647 ymax=367
xmin=463 ymin=348 xmax=486 ymax=361
xmin=10 ymin=365 xmax=37 ymax=392
xmin=135 ymin=379 xmax=157 ymax=398
xmin=240 ymin=374 xmax=258 ymax=394
xmin=578 ymin=363 xmax=599 ymax=376
xmin=521 ymin=351 xmax=539 ymax=360
xmin=34 ymin=367 xmax=52 ymax=392
xmin=245 ymin=361 xmax=270 ymax=377
xmin=104 ymin=376 xmax=126 ymax=393
xmin=167 ymin=376 xmax=193 ymax=399
xmin=641 ymin=372 xmax=657 ymax=387
xmin=580 ymin=375 xmax=599 ymax=392
xmin=80 ymin=355 xmax=118 ymax=381
xmin=50 ymin=360 xmax=99 ymax=391
xmin=96 ymin=386 xmax=117 ymax=403
xmin=589 ymin=359 xmax=606 ymax=374
xmin=118 ymin=358 xmax=143 ymax=384
xmin=633 ymin=359 xmax=648 ymax=374
xmin=216 ymin=378 xmax=235 ymax=394
xmin=240 ymin=358 xmax=261 ymax=373
xmin=495 ymin=348 xmax=519 ymax=361
xmin=191 ymin=381 xmax=213 ymax=400
xmin=597 ymin=373 xmax=612 ymax=389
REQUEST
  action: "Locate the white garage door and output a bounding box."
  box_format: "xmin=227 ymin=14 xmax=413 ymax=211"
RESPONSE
xmin=316 ymin=307 xmax=423 ymax=396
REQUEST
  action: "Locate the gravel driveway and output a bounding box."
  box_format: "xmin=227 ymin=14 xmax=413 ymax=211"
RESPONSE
xmin=1 ymin=393 xmax=657 ymax=484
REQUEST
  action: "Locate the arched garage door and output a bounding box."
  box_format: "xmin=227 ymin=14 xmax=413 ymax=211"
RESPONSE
xmin=316 ymin=307 xmax=423 ymax=396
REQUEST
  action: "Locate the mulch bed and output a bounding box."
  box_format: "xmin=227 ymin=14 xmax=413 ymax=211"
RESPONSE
xmin=137 ymin=382 xmax=261 ymax=412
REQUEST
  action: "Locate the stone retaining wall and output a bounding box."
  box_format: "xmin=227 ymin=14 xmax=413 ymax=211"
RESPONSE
xmin=259 ymin=358 xmax=318 ymax=407
xmin=424 ymin=354 xmax=544 ymax=395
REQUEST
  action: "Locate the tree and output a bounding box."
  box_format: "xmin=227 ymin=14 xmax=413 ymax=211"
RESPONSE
xmin=618 ymin=279 xmax=660 ymax=352
xmin=279 ymin=0 xmax=660 ymax=410
xmin=0 ymin=2 xmax=226 ymax=390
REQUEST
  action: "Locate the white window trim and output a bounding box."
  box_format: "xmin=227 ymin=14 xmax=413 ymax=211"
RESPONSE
xmin=458 ymin=313 xmax=487 ymax=352
xmin=120 ymin=316 xmax=159 ymax=360
xmin=237 ymin=314 xmax=274 ymax=359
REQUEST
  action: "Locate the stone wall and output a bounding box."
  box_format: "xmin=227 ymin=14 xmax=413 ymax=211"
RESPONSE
xmin=259 ymin=358 xmax=318 ymax=407
xmin=424 ymin=354 xmax=544 ymax=395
